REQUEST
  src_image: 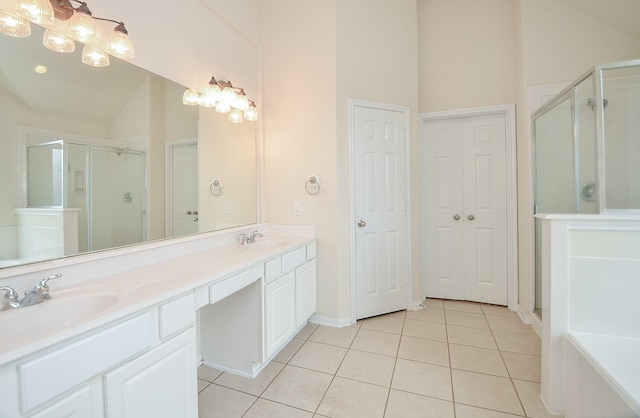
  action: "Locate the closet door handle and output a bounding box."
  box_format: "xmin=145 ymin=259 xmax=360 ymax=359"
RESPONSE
xmin=467 ymin=214 xmax=475 ymax=221
xmin=357 ymin=220 xmax=367 ymax=228
xmin=453 ymin=214 xmax=460 ymax=221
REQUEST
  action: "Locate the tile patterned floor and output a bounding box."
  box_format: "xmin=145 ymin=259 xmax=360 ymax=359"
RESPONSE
xmin=197 ymin=299 xmax=561 ymax=418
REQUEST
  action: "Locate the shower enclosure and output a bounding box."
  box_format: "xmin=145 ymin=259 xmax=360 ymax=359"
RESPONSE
xmin=27 ymin=140 xmax=147 ymax=253
xmin=532 ymin=59 xmax=640 ymax=317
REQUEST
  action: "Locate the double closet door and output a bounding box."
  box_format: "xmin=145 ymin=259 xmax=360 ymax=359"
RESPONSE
xmin=422 ymin=114 xmax=508 ymax=305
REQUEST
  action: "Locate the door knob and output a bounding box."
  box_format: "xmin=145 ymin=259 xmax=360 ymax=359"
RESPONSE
xmin=467 ymin=214 xmax=475 ymax=221
xmin=357 ymin=220 xmax=367 ymax=228
xmin=453 ymin=214 xmax=460 ymax=221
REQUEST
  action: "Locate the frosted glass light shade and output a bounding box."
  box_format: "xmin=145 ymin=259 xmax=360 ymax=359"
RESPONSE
xmin=233 ymin=91 xmax=249 ymax=111
xmin=244 ymin=104 xmax=258 ymax=122
xmin=67 ymin=8 xmax=97 ymax=42
xmin=201 ymin=83 xmax=221 ymax=108
xmin=182 ymin=89 xmax=201 ymax=106
xmin=228 ymin=108 xmax=243 ymax=124
xmin=0 ymin=10 xmax=31 ymax=37
xmin=220 ymin=85 xmax=236 ymax=107
xmin=215 ymin=101 xmax=231 ymax=113
xmin=15 ymin=0 xmax=54 ymax=25
xmin=43 ymin=28 xmax=75 ymax=53
xmin=106 ymin=24 xmax=134 ymax=60
xmin=81 ymin=45 xmax=109 ymax=67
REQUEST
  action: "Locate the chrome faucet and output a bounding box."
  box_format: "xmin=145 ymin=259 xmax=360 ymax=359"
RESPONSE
xmin=0 ymin=273 xmax=61 ymax=311
xmin=238 ymin=230 xmax=264 ymax=246
xmin=0 ymin=286 xmax=20 ymax=311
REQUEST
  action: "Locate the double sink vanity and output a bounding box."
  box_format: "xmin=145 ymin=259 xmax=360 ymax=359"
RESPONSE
xmin=0 ymin=227 xmax=317 ymax=418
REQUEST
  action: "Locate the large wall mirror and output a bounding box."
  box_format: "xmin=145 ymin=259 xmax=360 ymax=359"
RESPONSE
xmin=0 ymin=24 xmax=257 ymax=270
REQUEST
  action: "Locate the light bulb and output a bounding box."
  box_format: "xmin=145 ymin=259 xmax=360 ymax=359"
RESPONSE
xmin=182 ymin=89 xmax=201 ymax=106
xmin=107 ymin=23 xmax=134 ymax=60
xmin=81 ymin=45 xmax=109 ymax=67
xmin=43 ymin=28 xmax=75 ymax=53
xmin=67 ymin=4 xmax=97 ymax=42
xmin=15 ymin=0 xmax=54 ymax=25
xmin=0 ymin=10 xmax=31 ymax=37
xmin=228 ymin=108 xmax=243 ymax=123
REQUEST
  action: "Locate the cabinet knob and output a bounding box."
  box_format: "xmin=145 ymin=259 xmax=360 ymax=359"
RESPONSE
xmin=453 ymin=214 xmax=460 ymax=221
xmin=357 ymin=220 xmax=367 ymax=228
xmin=467 ymin=214 xmax=475 ymax=221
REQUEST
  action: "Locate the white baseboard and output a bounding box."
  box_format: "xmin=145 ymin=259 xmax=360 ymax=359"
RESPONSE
xmin=412 ymin=300 xmax=425 ymax=311
xmin=309 ymin=314 xmax=353 ymax=328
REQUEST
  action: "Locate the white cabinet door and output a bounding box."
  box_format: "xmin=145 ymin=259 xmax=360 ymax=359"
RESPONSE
xmin=295 ymin=259 xmax=316 ymax=328
xmin=265 ymin=271 xmax=296 ymax=358
xmin=104 ymin=328 xmax=197 ymax=418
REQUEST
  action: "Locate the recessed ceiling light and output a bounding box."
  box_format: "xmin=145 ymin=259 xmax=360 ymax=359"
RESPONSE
xmin=33 ymin=65 xmax=47 ymax=74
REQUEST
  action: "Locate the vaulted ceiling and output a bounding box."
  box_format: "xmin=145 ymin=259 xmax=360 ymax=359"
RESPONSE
xmin=551 ymin=0 xmax=640 ymax=40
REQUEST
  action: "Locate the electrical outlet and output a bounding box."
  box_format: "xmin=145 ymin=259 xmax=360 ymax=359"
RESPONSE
xmin=227 ymin=202 xmax=234 ymax=214
xmin=293 ymin=202 xmax=302 ymax=216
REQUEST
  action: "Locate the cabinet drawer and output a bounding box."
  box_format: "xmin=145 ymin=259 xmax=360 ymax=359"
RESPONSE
xmin=209 ymin=264 xmax=263 ymax=305
xmin=159 ymin=293 xmax=195 ymax=339
xmin=282 ymin=247 xmax=306 ymax=274
xmin=265 ymin=258 xmax=282 ymax=283
xmin=19 ymin=313 xmax=152 ymax=413
xmin=306 ymin=242 xmax=317 ymax=259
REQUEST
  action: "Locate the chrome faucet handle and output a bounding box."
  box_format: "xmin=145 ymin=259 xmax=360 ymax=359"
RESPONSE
xmin=0 ymin=286 xmax=20 ymax=310
xmin=238 ymin=233 xmax=250 ymax=245
xmin=36 ymin=273 xmax=62 ymax=300
xmin=249 ymin=230 xmax=263 ymax=241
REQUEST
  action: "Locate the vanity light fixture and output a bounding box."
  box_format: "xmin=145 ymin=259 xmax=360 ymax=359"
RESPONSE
xmin=0 ymin=0 xmax=135 ymax=67
xmin=182 ymin=76 xmax=258 ymax=123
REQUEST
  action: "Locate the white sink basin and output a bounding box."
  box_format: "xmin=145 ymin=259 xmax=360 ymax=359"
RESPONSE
xmin=0 ymin=288 xmax=126 ymax=339
xmin=243 ymin=238 xmax=288 ymax=250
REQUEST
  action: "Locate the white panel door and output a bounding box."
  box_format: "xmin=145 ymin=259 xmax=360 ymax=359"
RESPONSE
xmin=423 ymin=114 xmax=508 ymax=305
xmin=353 ymin=105 xmax=408 ymax=319
xmin=170 ymin=143 xmax=198 ymax=237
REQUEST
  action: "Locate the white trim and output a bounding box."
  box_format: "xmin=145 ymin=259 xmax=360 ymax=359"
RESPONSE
xmin=164 ymin=139 xmax=198 ymax=237
xmin=348 ymin=99 xmax=412 ymax=325
xmin=309 ymin=314 xmax=353 ymax=328
xmin=418 ymin=104 xmax=519 ymax=310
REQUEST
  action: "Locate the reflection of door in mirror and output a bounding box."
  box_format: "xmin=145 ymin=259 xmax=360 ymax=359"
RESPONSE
xmin=167 ymin=141 xmax=198 ymax=237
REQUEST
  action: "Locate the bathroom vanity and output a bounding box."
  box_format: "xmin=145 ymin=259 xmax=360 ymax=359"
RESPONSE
xmin=0 ymin=230 xmax=316 ymax=418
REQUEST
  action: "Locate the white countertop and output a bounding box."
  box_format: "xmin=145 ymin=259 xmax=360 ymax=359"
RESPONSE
xmin=0 ymin=235 xmax=314 ymax=365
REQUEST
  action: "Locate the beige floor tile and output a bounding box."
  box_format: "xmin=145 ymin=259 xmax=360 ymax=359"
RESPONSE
xmin=388 ymin=310 xmax=407 ymax=318
xmin=445 ymin=310 xmax=489 ymax=329
xmin=273 ymin=338 xmax=305 ymax=364
xmin=261 ymin=365 xmax=333 ymax=412
xmin=444 ymin=300 xmax=484 ymax=313
xmin=360 ymin=315 xmax=404 ymax=334
xmin=391 ymin=358 xmax=453 ymax=401
xmin=402 ymin=318 xmax=447 ymax=341
xmin=493 ymin=331 xmax=541 ymax=356
xmin=243 ymin=399 xmax=313 ymax=418
xmin=424 ymin=298 xmax=445 ymax=309
xmin=308 ymin=325 xmax=358 ymax=348
xmin=512 ymin=379 xmax=560 ymax=418
xmin=480 ymin=304 xmax=519 ymax=318
xmin=351 ymin=328 xmax=400 ymax=357
xmin=385 ymin=389 xmax=454 ymax=418
xmin=214 ymin=361 xmax=284 ymax=396
xmin=198 ymin=384 xmax=257 ymax=418
xmin=198 ymin=365 xmax=223 ymax=382
xmin=451 ymin=370 xmax=524 ymax=416
xmin=295 ymin=322 xmax=319 ymax=340
xmin=449 ymin=344 xmax=509 ymax=377
xmin=486 ymin=315 xmax=533 ymax=334
xmin=454 ymin=403 xmax=525 ymax=418
xmin=398 ymin=335 xmax=449 ymax=367
xmin=405 ymin=307 xmax=446 ymax=323
xmin=336 ymin=350 xmax=395 ymax=387
xmin=197 ymin=379 xmax=210 ymax=393
xmin=289 ymin=341 xmax=347 ymax=374
xmin=447 ymin=325 xmax=498 ymax=350
xmin=316 ymin=376 xmax=389 ymax=418
xmin=502 ymin=352 xmax=541 ymax=382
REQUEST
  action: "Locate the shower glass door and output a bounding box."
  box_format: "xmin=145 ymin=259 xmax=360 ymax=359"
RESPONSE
xmin=89 ymin=148 xmax=146 ymax=251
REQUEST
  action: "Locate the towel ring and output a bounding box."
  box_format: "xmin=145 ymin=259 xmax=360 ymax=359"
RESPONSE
xmin=305 ymin=176 xmax=320 ymax=195
xmin=210 ymin=179 xmax=222 ymax=196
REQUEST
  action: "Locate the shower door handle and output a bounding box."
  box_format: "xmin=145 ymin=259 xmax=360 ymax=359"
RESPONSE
xmin=453 ymin=214 xmax=460 ymax=221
